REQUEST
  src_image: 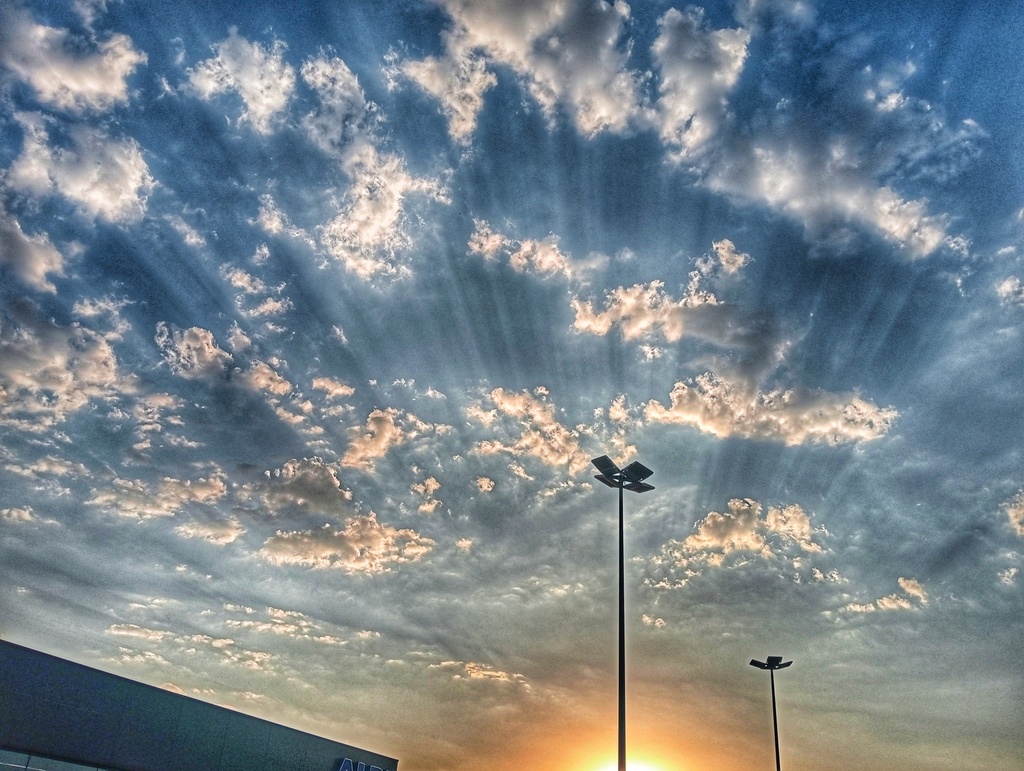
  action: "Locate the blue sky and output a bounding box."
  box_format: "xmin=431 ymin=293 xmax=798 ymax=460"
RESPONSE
xmin=1 ymin=1 xmax=1022 ymax=769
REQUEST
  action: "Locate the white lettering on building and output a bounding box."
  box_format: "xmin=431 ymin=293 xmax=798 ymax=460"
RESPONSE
xmin=337 ymin=759 xmax=385 ymax=771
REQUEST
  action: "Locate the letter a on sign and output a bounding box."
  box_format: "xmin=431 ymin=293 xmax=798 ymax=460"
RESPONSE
xmin=338 ymin=759 xmax=381 ymax=771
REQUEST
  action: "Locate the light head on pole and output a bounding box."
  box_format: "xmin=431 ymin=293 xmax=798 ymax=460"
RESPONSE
xmin=750 ymin=656 xmax=793 ymax=670
xmin=591 ymin=456 xmax=655 ymax=493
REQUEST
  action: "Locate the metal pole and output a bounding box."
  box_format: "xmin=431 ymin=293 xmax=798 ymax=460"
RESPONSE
xmin=618 ymin=480 xmax=626 ymax=771
xmin=770 ymin=669 xmax=781 ymax=771
xmin=593 ymin=455 xmax=652 ymax=771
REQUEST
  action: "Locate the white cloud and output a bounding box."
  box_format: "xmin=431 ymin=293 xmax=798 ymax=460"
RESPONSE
xmin=412 ymin=476 xmax=442 ymax=514
xmin=469 ymin=387 xmax=591 ymax=475
xmin=71 ymin=296 xmax=132 ymax=343
xmin=300 ymin=55 xmax=375 ymax=159
xmin=650 ymin=499 xmax=830 ymax=587
xmin=571 ymin=280 xmax=717 ymax=342
xmin=691 ymin=26 xmax=980 ymax=259
xmin=417 ymin=500 xmax=442 ymax=515
xmin=411 ymin=0 xmax=646 ymax=139
xmin=217 ymin=647 xmax=274 ymax=671
xmin=428 ymin=659 xmax=527 ymax=686
xmin=116 ymin=648 xmax=171 ymax=668
xmin=717 ymin=144 xmax=954 ymax=257
xmin=259 ymin=513 xmax=434 ymax=573
xmin=1 ymin=506 xmax=40 ymax=523
xmin=897 ymin=577 xmax=928 ymax=605
xmin=239 ymin=360 xmax=292 ymax=396
xmin=342 ymin=407 xmax=408 ymax=471
xmin=73 ymin=0 xmax=112 ymax=29
xmin=766 ymin=503 xmax=825 ymax=553
xmin=1003 ymin=492 xmax=1024 ymax=536
xmin=640 ymin=344 xmax=663 ymax=361
xmin=341 ymin=408 xmax=447 ymax=472
xmin=319 ymin=144 xmax=448 ymax=279
xmin=5 ymin=454 xmax=88 ymax=479
xmin=251 ymin=457 xmax=352 ymax=512
xmin=129 ymin=391 xmax=186 ymax=452
xmin=292 ymin=54 xmax=448 ymax=280
xmin=0 ymin=6 xmax=146 ymax=113
xmin=312 ymin=377 xmax=355 ymax=400
xmin=175 ymin=517 xmax=244 ymax=545
xmin=7 ymin=113 xmax=154 ymax=223
xmin=652 ymin=7 xmax=750 ymax=158
xmin=711 ymin=238 xmax=748 ymax=275
xmin=107 ymin=624 xmax=280 ymax=674
xmin=475 ymin=476 xmax=494 ymax=493
xmin=467 ymin=219 xmax=505 ymax=259
xmin=506 ymin=462 xmax=533 ymax=481
xmin=996 ymin=277 xmax=1024 ymax=306
xmin=155 ymin=324 xmax=232 ymax=381
xmin=679 ymin=498 xmax=772 ymax=560
xmin=274 ymin=403 xmax=308 ymax=426
xmin=391 ymin=30 xmax=496 ymax=143
xmin=684 ymin=499 xmax=823 ymax=559
xmin=645 ymin=371 xmax=896 ymax=445
xmin=412 ymin=476 xmax=440 ymax=498
xmin=221 ymin=266 xmax=267 ymax=294
xmin=468 ymin=220 xmax=577 ymax=280
xmin=0 ymin=311 xmax=124 ymax=430
xmin=108 ymin=624 xmax=170 ymax=642
xmin=508 ymin=236 xmax=576 ymax=278
xmin=843 ymin=602 xmax=880 ymax=614
xmin=188 ymin=27 xmax=295 ymax=134
xmin=844 ymin=578 xmax=928 ymax=613
xmin=252 ymin=243 xmax=271 ymax=265
xmin=155 ymin=333 xmax=295 ymax=412
xmin=224 ymin=607 xmax=322 ymax=639
xmin=607 ymin=394 xmax=631 ymax=424
xmin=244 ymin=297 xmax=292 ymax=319
xmin=812 ymin=568 xmax=846 ymax=584
xmin=227 ymin=323 xmax=252 ymax=352
xmin=88 ymin=472 xmax=227 ymax=520
xmin=72 ymin=295 xmax=130 ymax=324
xmin=255 ymin=195 xmax=291 ymax=235
xmin=0 ymin=201 xmax=64 ymax=292
xmin=221 ymin=263 xmax=295 ymax=324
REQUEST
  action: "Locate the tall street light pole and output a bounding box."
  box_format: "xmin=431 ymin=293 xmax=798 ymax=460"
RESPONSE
xmin=592 ymin=455 xmax=654 ymax=771
xmin=749 ymin=656 xmax=793 ymax=771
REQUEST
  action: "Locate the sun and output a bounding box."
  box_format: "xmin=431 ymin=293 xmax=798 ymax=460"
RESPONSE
xmin=567 ymin=738 xmax=680 ymax=771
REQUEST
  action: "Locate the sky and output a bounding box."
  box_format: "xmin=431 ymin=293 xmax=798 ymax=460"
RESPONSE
xmin=1 ymin=0 xmax=1023 ymax=769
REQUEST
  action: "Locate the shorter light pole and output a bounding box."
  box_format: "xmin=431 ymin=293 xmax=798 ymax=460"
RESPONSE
xmin=749 ymin=656 xmax=792 ymax=771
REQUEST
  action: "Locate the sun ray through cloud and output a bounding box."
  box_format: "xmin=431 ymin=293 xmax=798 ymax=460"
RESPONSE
xmin=1 ymin=1 xmax=1023 ymax=770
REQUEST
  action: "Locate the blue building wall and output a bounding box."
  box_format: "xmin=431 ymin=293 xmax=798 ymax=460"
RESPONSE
xmin=0 ymin=640 xmax=397 ymax=771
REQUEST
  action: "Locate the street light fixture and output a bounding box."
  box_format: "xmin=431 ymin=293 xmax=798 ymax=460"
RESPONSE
xmin=592 ymin=454 xmax=654 ymax=771
xmin=749 ymin=656 xmax=793 ymax=771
